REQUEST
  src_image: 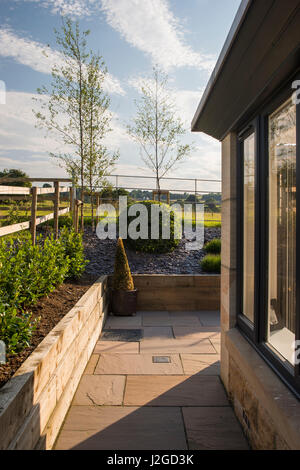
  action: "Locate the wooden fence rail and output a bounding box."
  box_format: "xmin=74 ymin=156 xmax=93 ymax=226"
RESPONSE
xmin=0 ymin=208 xmax=70 ymax=238
xmin=0 ymin=181 xmax=74 ymax=243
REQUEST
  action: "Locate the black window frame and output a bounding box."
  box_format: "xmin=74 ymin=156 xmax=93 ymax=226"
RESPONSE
xmin=236 ymin=76 xmax=300 ymax=398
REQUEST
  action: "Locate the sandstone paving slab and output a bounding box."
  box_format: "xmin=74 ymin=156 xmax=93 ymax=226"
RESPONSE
xmin=95 ymin=354 xmax=183 ymax=375
xmin=142 ymin=311 xmax=173 ymax=327
xmin=196 ymin=311 xmax=220 ymax=327
xmin=105 ymin=314 xmax=142 ymax=329
xmin=211 ymin=342 xmax=221 ymax=354
xmin=55 ymin=406 xmax=187 ymax=450
xmin=139 ymin=337 xmax=216 ymax=354
xmin=183 ymin=407 xmax=249 ymax=450
xmin=94 ymin=341 xmax=139 ymax=354
xmin=180 ymin=354 xmax=220 ymax=375
xmin=169 ymin=312 xmax=202 ymax=327
xmin=83 ymin=354 xmax=99 ymax=375
xmin=124 ymin=375 xmax=229 ymax=406
xmin=72 ymin=375 xmax=126 ymax=406
xmin=173 ymin=326 xmax=221 ymax=342
xmin=142 ymin=326 xmax=174 ymax=340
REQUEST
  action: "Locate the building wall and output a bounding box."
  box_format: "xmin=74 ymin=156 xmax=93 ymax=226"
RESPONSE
xmin=221 ymin=132 xmax=300 ymax=450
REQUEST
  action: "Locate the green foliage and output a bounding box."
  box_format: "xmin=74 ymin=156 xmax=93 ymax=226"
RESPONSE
xmin=43 ymin=215 xmax=73 ymax=229
xmin=204 ymin=238 xmax=221 ymax=254
xmin=0 ymin=228 xmax=88 ymax=354
xmin=201 ymin=254 xmax=221 ymax=274
xmin=124 ymin=200 xmax=179 ymax=254
xmin=60 ymin=227 xmax=88 ymax=279
xmin=112 ymin=238 xmax=134 ymax=291
xmin=0 ymin=169 xmax=32 ymax=187
xmin=0 ymin=235 xmax=69 ymax=308
xmin=3 ymin=201 xmax=30 ymax=226
xmin=0 ymin=303 xmax=38 ymax=355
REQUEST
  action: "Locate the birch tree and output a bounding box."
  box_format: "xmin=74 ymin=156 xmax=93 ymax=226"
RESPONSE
xmin=83 ymin=56 xmax=119 ymax=230
xmin=127 ymin=67 xmax=192 ymax=200
xmin=33 ymin=18 xmax=118 ymax=230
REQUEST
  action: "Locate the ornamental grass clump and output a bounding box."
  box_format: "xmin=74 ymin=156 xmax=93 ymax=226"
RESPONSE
xmin=201 ymin=254 xmax=221 ymax=274
xmin=204 ymin=238 xmax=221 ymax=254
xmin=112 ymin=238 xmax=134 ymax=291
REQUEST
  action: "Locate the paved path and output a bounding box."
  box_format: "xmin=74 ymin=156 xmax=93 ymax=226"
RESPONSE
xmin=55 ymin=311 xmax=249 ymax=450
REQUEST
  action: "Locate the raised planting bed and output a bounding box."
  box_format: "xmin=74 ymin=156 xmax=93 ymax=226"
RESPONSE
xmin=0 ymin=276 xmax=96 ymax=388
xmin=108 ymin=274 xmax=220 ymax=311
xmin=0 ymin=275 xmax=109 ymax=450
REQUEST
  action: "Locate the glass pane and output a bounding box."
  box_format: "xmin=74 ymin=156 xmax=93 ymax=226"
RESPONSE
xmin=268 ymin=98 xmax=296 ymax=365
xmin=243 ymin=133 xmax=255 ymax=323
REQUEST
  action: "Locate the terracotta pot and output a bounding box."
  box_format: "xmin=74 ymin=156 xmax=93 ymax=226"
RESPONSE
xmin=111 ymin=289 xmax=138 ymax=316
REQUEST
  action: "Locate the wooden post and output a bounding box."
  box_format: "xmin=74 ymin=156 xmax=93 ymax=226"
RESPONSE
xmin=74 ymin=201 xmax=79 ymax=233
xmin=30 ymin=186 xmax=38 ymax=245
xmin=69 ymin=187 xmax=73 ymax=213
xmin=54 ymin=181 xmax=59 ymax=239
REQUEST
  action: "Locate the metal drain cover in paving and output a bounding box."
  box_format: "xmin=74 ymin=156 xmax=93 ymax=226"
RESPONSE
xmin=152 ymin=356 xmax=171 ymax=363
xmin=100 ymin=329 xmax=143 ymax=342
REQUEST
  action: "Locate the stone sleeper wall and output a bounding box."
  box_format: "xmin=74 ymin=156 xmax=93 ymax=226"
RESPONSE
xmin=0 ymin=276 xmax=109 ymax=450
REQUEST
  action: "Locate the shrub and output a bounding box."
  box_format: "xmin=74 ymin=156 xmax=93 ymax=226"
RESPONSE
xmin=112 ymin=238 xmax=134 ymax=291
xmin=204 ymin=238 xmax=221 ymax=254
xmin=124 ymin=200 xmax=180 ymax=254
xmin=0 ymin=234 xmax=70 ymax=307
xmin=60 ymin=227 xmax=88 ymax=279
xmin=0 ymin=227 xmax=88 ymax=355
xmin=201 ymin=254 xmax=221 ymax=273
xmin=42 ymin=215 xmax=73 ymax=229
xmin=0 ymin=303 xmax=38 ymax=355
xmin=0 ymin=228 xmax=87 ymax=308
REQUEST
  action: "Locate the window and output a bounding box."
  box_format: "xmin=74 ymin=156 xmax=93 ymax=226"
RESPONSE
xmin=237 ymin=84 xmax=300 ymax=397
xmin=268 ymin=98 xmax=296 ymax=365
xmin=243 ymin=133 xmax=255 ymax=323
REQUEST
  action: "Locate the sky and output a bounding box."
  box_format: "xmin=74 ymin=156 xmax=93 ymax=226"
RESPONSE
xmin=0 ymin=0 xmax=241 ymax=193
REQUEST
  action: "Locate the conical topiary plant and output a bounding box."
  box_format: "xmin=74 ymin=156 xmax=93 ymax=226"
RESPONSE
xmin=112 ymin=238 xmax=134 ymax=291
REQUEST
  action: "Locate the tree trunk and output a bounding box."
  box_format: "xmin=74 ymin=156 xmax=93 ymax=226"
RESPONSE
xmin=91 ymin=195 xmax=95 ymax=232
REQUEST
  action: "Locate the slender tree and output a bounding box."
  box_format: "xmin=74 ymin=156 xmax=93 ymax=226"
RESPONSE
xmin=83 ymin=56 xmax=118 ymax=231
xmin=127 ymin=67 xmax=192 ymax=200
xmin=33 ymin=18 xmax=118 ymax=230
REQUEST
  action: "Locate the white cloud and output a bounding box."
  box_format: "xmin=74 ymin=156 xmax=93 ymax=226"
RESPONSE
xmin=101 ymin=0 xmax=215 ymax=71
xmin=13 ymin=0 xmax=101 ymax=17
xmin=0 ymin=27 xmax=125 ymax=95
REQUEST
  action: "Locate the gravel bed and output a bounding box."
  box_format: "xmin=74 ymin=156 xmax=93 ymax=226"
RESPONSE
xmin=84 ymin=227 xmax=221 ymax=276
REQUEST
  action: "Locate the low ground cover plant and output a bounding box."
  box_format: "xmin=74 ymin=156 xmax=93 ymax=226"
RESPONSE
xmin=201 ymin=238 xmax=221 ymax=273
xmin=204 ymin=238 xmax=221 ymax=254
xmin=201 ymin=254 xmax=221 ymax=274
xmin=0 ymin=228 xmax=88 ymax=354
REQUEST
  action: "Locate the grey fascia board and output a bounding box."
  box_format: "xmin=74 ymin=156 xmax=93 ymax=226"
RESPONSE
xmin=191 ymin=0 xmax=253 ymax=133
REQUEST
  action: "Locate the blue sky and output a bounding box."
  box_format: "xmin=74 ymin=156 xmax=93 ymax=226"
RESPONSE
xmin=0 ymin=0 xmax=241 ymax=193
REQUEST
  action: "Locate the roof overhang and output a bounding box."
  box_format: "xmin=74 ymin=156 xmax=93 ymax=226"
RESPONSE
xmin=192 ymin=0 xmax=300 ymax=140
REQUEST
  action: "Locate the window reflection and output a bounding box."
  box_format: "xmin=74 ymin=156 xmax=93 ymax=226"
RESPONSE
xmin=243 ymin=133 xmax=255 ymax=323
xmin=268 ymin=98 xmax=296 ymax=365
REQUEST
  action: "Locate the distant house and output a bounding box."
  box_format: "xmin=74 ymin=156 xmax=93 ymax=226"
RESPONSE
xmin=192 ymin=0 xmax=300 ymax=449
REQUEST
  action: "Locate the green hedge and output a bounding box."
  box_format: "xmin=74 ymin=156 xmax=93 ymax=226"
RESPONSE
xmin=0 ymin=228 xmax=88 ymax=354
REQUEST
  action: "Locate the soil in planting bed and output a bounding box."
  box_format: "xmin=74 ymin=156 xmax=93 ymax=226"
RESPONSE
xmin=0 ymin=274 xmax=97 ymax=389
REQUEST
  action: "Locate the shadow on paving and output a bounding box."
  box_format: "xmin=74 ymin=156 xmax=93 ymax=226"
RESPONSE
xmin=54 ymin=369 xmax=249 ymax=451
